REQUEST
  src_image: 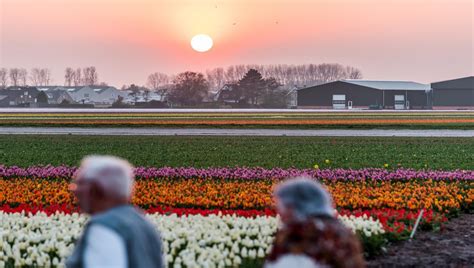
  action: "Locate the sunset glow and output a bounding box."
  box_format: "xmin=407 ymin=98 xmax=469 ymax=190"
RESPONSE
xmin=0 ymin=0 xmax=472 ymax=86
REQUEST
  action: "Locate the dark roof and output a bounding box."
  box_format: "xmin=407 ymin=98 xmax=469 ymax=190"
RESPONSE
xmin=36 ymin=86 xmax=63 ymax=91
xmin=431 ymin=76 xmax=474 ymax=89
xmin=91 ymin=86 xmax=115 ymax=94
xmin=1 ymin=87 xmax=40 ymax=96
xmin=64 ymin=86 xmax=89 ymax=93
xmin=341 ymin=80 xmax=431 ymax=91
xmin=298 ymin=80 xmax=431 ymax=92
xmin=0 ymin=88 xmax=40 ymax=103
xmin=44 ymin=90 xmax=70 ymax=100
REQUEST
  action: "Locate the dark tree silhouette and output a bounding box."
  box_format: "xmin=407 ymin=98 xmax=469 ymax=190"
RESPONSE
xmin=168 ymin=72 xmax=209 ymax=106
xmin=238 ymin=69 xmax=267 ymax=105
xmin=261 ymin=77 xmax=286 ymax=108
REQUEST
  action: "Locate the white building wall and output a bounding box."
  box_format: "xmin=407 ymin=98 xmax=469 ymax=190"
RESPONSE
xmin=67 ymin=87 xmax=96 ymax=104
xmin=93 ymin=88 xmax=127 ymax=105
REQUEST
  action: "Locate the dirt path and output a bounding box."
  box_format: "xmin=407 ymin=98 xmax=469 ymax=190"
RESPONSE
xmin=368 ymin=214 xmax=473 ymax=267
xmin=0 ymin=127 xmax=473 ymax=137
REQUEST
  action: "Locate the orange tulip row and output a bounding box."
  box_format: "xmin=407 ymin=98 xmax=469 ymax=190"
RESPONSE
xmin=1 ymin=178 xmax=471 ymax=212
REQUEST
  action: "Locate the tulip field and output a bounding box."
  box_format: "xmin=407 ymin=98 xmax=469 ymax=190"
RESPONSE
xmin=0 ymin=166 xmax=473 ymax=267
xmin=0 ymin=134 xmax=473 ymax=267
xmin=0 ymin=109 xmax=473 ymax=129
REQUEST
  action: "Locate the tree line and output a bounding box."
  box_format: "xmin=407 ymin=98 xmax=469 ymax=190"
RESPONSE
xmin=144 ymin=63 xmax=362 ymax=93
xmin=0 ymin=66 xmax=102 ymax=88
xmin=1 ymin=63 xmax=362 ymax=108
xmin=141 ymin=63 xmax=362 ymax=107
xmin=1 ymin=63 xmax=361 ymax=91
xmin=204 ymin=63 xmax=362 ymax=91
xmin=159 ymin=68 xmax=313 ymax=108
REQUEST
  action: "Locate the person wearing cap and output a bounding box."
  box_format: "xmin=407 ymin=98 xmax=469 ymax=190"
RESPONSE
xmin=265 ymin=177 xmax=365 ymax=268
xmin=67 ymin=155 xmax=164 ymax=268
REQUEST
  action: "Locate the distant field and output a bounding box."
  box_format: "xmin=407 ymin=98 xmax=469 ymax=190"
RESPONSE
xmin=0 ymin=109 xmax=473 ymax=129
xmin=1 ymin=135 xmax=473 ymax=169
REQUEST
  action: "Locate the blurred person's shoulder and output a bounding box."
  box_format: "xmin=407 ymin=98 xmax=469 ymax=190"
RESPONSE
xmin=265 ymin=254 xmax=326 ymax=268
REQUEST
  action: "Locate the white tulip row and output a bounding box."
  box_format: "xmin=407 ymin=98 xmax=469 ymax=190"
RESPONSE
xmin=0 ymin=211 xmax=384 ymax=268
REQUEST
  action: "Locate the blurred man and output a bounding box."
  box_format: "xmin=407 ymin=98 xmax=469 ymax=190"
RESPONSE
xmin=67 ymin=155 xmax=164 ymax=268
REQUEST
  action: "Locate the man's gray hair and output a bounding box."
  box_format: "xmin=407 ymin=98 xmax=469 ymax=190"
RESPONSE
xmin=78 ymin=155 xmax=134 ymax=199
xmin=275 ymin=177 xmax=334 ymax=221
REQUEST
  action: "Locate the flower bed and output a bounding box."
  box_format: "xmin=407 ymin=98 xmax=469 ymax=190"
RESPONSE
xmin=0 ymin=212 xmax=385 ymax=268
xmin=1 ymin=177 xmax=472 ymax=212
xmin=1 ymin=165 xmax=473 ymax=181
xmin=1 ymin=165 xmax=472 ymax=267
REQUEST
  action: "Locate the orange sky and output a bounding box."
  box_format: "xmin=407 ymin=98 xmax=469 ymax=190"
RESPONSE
xmin=1 ymin=0 xmax=472 ymax=86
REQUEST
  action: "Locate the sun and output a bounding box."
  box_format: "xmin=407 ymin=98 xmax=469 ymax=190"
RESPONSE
xmin=191 ymin=34 xmax=213 ymax=52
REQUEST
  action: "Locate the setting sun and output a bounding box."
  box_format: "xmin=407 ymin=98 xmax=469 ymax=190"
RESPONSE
xmin=191 ymin=34 xmax=213 ymax=52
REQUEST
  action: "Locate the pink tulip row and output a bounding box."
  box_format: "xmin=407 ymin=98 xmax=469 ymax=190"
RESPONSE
xmin=0 ymin=165 xmax=473 ymax=181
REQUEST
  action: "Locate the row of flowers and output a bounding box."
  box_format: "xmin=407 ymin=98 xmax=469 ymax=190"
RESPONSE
xmin=2 ymin=111 xmax=472 ymax=117
xmin=0 ymin=204 xmax=446 ymax=241
xmin=1 ymin=178 xmax=472 ymax=212
xmin=1 ymin=165 xmax=473 ymax=181
xmin=1 ymin=118 xmax=474 ymax=126
xmin=0 ymin=212 xmax=385 ymax=268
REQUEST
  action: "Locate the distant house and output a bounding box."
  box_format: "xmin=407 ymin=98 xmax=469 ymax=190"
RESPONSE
xmin=123 ymin=90 xmax=166 ymax=104
xmin=297 ymin=80 xmax=432 ymax=110
xmin=0 ymin=87 xmax=40 ymax=107
xmin=64 ymin=86 xmax=95 ymax=104
xmin=215 ymin=84 xmax=244 ymax=105
xmin=91 ymin=86 xmax=128 ymax=106
xmin=285 ymin=86 xmax=299 ymax=108
xmin=37 ymin=86 xmax=74 ymax=104
xmin=202 ymin=90 xmax=218 ymax=103
xmin=431 ymin=76 xmax=474 ymax=110
xmin=63 ymin=86 xmax=126 ymax=106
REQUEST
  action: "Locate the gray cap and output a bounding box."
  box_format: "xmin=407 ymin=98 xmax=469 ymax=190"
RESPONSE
xmin=275 ymin=177 xmax=334 ymax=221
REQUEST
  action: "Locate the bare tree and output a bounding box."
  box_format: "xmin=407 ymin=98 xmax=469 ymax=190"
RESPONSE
xmin=19 ymin=68 xmax=28 ymax=86
xmin=64 ymin=67 xmax=75 ymax=86
xmin=213 ymin=67 xmax=225 ymax=90
xmin=82 ymin=66 xmax=98 ymax=86
xmin=0 ymin=68 xmax=8 ymax=88
xmin=73 ymin=68 xmax=82 ymax=86
xmin=9 ymin=68 xmax=21 ymax=87
xmin=82 ymin=67 xmax=91 ymax=85
xmin=30 ymin=68 xmax=41 ymax=85
xmin=345 ymin=66 xmax=363 ymax=79
xmin=41 ymin=68 xmax=51 ymax=85
xmin=146 ymin=72 xmax=169 ymax=89
xmin=89 ymin=66 xmax=99 ymax=85
xmin=147 ymin=72 xmax=169 ymax=100
xmin=29 ymin=68 xmax=51 ymax=86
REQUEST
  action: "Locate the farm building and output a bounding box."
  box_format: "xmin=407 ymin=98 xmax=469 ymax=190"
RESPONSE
xmin=297 ymin=80 xmax=432 ymax=110
xmin=431 ymin=76 xmax=474 ymax=109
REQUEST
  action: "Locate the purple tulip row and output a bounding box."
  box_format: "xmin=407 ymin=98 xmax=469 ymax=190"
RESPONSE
xmin=0 ymin=165 xmax=473 ymax=181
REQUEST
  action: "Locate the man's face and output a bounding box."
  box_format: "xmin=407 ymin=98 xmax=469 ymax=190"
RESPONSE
xmin=70 ymin=175 xmax=94 ymax=214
